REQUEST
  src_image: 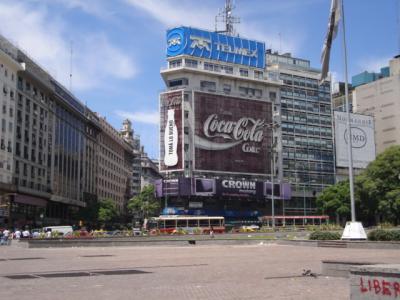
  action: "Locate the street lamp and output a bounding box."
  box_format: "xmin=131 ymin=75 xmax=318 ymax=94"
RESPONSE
xmin=295 ymin=162 xmax=307 ymax=226
xmin=266 ymin=122 xmax=280 ymax=229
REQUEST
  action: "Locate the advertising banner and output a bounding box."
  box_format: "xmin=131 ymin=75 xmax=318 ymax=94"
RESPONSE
xmin=216 ymin=179 xmax=264 ymax=198
xmin=334 ymin=112 xmax=376 ymax=168
xmin=160 ymin=90 xmax=183 ymax=172
xmin=166 ymin=26 xmax=265 ymax=69
xmin=264 ymin=182 xmax=292 ymax=200
xmin=194 ymin=92 xmax=272 ymax=174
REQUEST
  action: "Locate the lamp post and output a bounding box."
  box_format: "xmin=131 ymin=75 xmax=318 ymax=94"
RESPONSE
xmin=266 ymin=122 xmax=280 ymax=229
xmin=295 ymin=163 xmax=307 ymax=226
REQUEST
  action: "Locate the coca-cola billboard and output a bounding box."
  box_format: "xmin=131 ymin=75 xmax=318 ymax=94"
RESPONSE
xmin=160 ymin=90 xmax=183 ymax=171
xmin=194 ymin=92 xmax=272 ymax=174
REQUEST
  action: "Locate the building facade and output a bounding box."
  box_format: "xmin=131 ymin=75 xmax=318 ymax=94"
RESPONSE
xmin=141 ymin=146 xmax=162 ymax=188
xmin=353 ymin=56 xmax=400 ymax=154
xmin=266 ymin=51 xmax=335 ymax=216
xmin=97 ymin=117 xmax=134 ymax=214
xmin=120 ymin=119 xmax=142 ymax=197
xmin=0 ymin=34 xmax=134 ymax=227
xmin=157 ymin=26 xmax=289 ymax=222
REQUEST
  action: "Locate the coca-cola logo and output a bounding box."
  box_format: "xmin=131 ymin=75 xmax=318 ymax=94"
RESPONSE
xmin=195 ymin=114 xmax=266 ymax=152
xmin=162 ymin=94 xmax=182 ymax=108
xmin=203 ymin=114 xmax=265 ymax=142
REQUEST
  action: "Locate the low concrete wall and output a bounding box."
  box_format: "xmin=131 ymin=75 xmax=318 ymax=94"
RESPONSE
xmin=350 ymin=264 xmax=400 ymax=300
xmin=322 ymin=260 xmax=381 ymax=278
xmin=21 ymin=237 xmax=276 ymax=248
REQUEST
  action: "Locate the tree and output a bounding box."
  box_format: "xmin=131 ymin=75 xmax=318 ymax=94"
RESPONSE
xmin=358 ymin=146 xmax=400 ymax=224
xmin=98 ymin=198 xmax=118 ymax=227
xmin=127 ymin=185 xmax=160 ymax=224
xmin=316 ymin=180 xmax=351 ymax=225
xmin=316 ymin=146 xmax=400 ymax=225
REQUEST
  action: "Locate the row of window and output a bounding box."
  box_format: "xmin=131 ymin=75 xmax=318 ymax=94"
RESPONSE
xmin=281 ymin=109 xmax=332 ymax=125
xmin=168 ymin=59 xmax=265 ymax=80
xmin=282 ymin=147 xmax=334 ymax=161
xmin=282 ymin=123 xmax=333 ymax=137
xmin=281 ymin=88 xmax=330 ymax=102
xmin=283 ymin=171 xmax=335 ymax=185
xmin=281 ymin=97 xmax=332 ymax=114
xmin=283 ymin=159 xmax=334 ymax=173
xmin=282 ymin=135 xmax=333 ymax=150
xmin=280 ymin=73 xmax=330 ymax=92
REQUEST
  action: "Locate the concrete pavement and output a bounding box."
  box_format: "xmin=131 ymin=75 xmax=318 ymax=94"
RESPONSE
xmin=0 ymin=243 xmax=398 ymax=300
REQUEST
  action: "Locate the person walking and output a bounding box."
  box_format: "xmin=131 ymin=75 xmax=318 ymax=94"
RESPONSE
xmin=210 ymin=226 xmax=215 ymax=238
xmin=3 ymin=228 xmax=10 ymax=245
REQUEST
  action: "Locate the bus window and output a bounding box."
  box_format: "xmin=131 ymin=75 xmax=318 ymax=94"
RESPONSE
xmin=165 ymin=220 xmax=176 ymax=228
xmin=199 ymin=219 xmax=209 ymax=227
xmin=177 ymin=219 xmax=187 ymax=228
xmin=188 ymin=219 xmax=198 ymax=227
xmin=210 ymin=219 xmax=220 ymax=227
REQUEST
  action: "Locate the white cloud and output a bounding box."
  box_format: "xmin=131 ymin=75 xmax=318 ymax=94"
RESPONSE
xmin=125 ymin=0 xmax=300 ymax=54
xmin=125 ymin=0 xmax=215 ymax=29
xmin=115 ymin=110 xmax=159 ymax=125
xmin=0 ymin=0 xmax=137 ymax=91
xmin=357 ymin=56 xmax=391 ymax=73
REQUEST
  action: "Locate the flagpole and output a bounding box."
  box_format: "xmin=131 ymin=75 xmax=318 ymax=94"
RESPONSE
xmin=340 ymin=0 xmax=356 ymax=222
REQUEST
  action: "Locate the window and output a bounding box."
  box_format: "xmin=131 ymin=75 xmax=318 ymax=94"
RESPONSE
xmin=200 ymin=81 xmax=216 ymax=92
xmin=254 ymin=70 xmax=263 ymax=79
xmin=239 ymin=68 xmax=249 ymax=77
xmin=185 ymin=59 xmax=198 ymax=68
xmin=223 ymin=84 xmax=231 ymax=93
xmin=168 ymin=78 xmax=188 ymax=87
xmin=169 ymin=59 xmax=182 ymax=68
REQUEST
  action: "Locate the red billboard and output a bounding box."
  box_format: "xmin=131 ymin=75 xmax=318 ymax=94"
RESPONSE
xmin=159 ymin=90 xmax=183 ymax=172
xmin=194 ymin=92 xmax=272 ymax=174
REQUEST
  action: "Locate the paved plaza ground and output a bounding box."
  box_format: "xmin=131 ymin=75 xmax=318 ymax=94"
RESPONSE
xmin=0 ymin=242 xmax=398 ymax=300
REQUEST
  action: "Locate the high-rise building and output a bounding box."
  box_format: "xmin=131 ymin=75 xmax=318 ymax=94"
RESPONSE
xmin=96 ymin=116 xmax=134 ymax=214
xmin=157 ymin=26 xmax=287 ymax=222
xmin=353 ymin=55 xmax=400 ymax=154
xmin=0 ymin=34 xmax=134 ymax=227
xmin=266 ymin=51 xmax=335 ymax=215
xmin=120 ymin=119 xmax=142 ymax=196
xmin=332 ymin=82 xmax=354 ymax=112
xmin=140 ymin=146 xmax=162 ymax=188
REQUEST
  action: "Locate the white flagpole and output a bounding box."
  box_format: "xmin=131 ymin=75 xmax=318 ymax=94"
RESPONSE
xmin=340 ymin=0 xmax=356 ymax=223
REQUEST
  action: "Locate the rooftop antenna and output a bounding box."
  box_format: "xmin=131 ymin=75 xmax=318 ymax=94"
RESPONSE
xmin=215 ymin=0 xmax=240 ymax=36
xmin=397 ymin=0 xmax=400 ymax=54
xmin=279 ymin=32 xmax=282 ymax=53
xmin=69 ymin=40 xmax=73 ymax=92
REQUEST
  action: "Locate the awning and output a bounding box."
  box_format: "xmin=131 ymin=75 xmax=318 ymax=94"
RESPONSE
xmin=14 ymin=194 xmax=47 ymax=207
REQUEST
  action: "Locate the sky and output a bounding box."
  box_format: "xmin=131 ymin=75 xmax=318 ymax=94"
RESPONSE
xmin=0 ymin=0 xmax=398 ymax=159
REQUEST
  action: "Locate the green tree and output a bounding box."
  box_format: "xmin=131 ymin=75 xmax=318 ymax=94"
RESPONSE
xmin=316 ymin=180 xmax=351 ymax=225
xmin=316 ymin=146 xmax=400 ymax=225
xmin=98 ymin=198 xmax=118 ymax=227
xmin=359 ymin=145 xmax=400 ymax=224
xmin=127 ymin=185 xmax=160 ymax=224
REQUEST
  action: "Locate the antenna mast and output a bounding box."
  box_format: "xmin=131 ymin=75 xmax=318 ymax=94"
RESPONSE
xmin=215 ymin=0 xmax=240 ymax=36
xmin=69 ymin=40 xmax=73 ymax=92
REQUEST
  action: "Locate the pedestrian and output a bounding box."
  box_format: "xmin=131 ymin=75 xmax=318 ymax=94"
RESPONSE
xmin=22 ymin=229 xmax=30 ymax=239
xmin=14 ymin=229 xmax=21 ymax=239
xmin=3 ymin=228 xmax=10 ymax=245
xmin=0 ymin=229 xmax=3 ymax=245
xmin=210 ymin=226 xmax=214 ymax=238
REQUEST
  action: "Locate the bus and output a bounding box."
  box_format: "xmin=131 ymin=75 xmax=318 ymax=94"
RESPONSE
xmin=148 ymin=215 xmax=225 ymax=234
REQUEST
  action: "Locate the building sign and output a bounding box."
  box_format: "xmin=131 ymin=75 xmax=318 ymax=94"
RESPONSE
xmin=216 ymin=179 xmax=264 ymax=198
xmin=160 ymin=91 xmax=183 ymax=171
xmin=264 ymin=182 xmax=292 ymax=200
xmin=334 ymin=112 xmax=376 ymax=168
xmin=194 ymin=92 xmax=272 ymax=174
xmin=166 ymin=26 xmax=265 ymax=69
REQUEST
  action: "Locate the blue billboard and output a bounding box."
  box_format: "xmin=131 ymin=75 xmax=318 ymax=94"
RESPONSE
xmin=166 ymin=26 xmax=265 ymax=69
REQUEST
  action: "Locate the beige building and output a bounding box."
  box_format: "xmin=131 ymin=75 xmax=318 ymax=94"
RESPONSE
xmin=97 ymin=116 xmax=134 ymax=213
xmin=353 ymin=56 xmax=400 ymax=154
xmin=0 ymin=40 xmax=24 ymax=187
